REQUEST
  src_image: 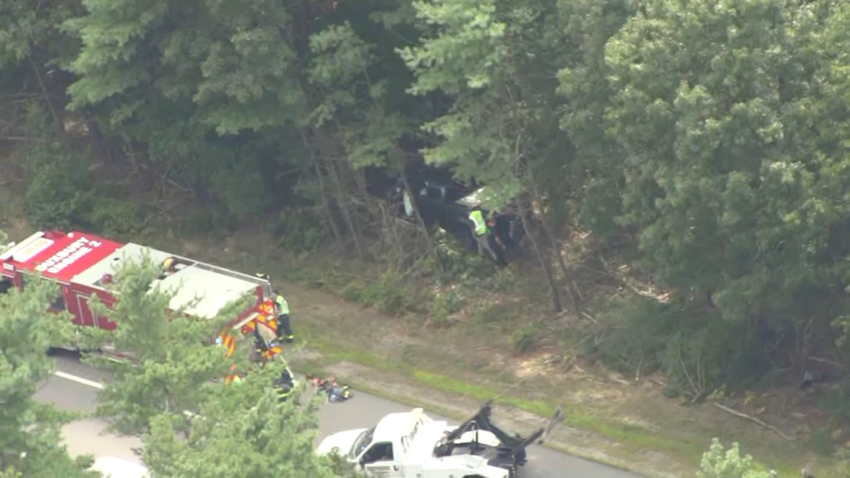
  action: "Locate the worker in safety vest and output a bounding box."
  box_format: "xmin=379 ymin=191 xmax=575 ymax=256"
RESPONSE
xmin=273 ymin=290 xmax=294 ymax=343
xmin=274 ymin=363 xmax=296 ymax=402
xmin=468 ymin=207 xmax=498 ymax=261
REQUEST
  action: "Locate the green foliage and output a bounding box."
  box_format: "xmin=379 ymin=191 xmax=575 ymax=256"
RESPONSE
xmin=142 ymin=366 xmax=339 ymax=478
xmin=809 ymin=429 xmax=837 ymax=457
xmin=84 ymin=197 xmax=149 ymax=239
xmin=23 ymin=150 xmax=93 ymax=230
xmin=6 ymin=0 xmax=850 ymax=468
xmin=429 ymin=288 xmax=464 ymax=328
xmin=82 ymin=254 xmax=346 ymax=475
xmin=0 ymin=466 xmax=21 ymax=478
xmin=818 ymin=379 xmax=850 ymax=423
xmin=587 ymin=294 xmax=772 ymax=395
xmin=82 ymin=255 xmax=249 ymax=435
xmin=511 ymin=323 xmax=540 ymax=353
xmin=0 ymin=0 xmax=82 ymax=68
xmin=0 ymin=244 xmax=98 ymax=476
xmin=16 ymin=105 xmax=96 ymax=230
xmin=600 ymin=0 xmax=850 ymax=333
xmin=697 ymin=438 xmax=773 ymax=478
xmin=273 ymin=208 xmax=327 ymax=255
xmin=339 ymin=271 xmax=421 ymax=316
xmin=433 ymin=230 xmax=496 ymax=284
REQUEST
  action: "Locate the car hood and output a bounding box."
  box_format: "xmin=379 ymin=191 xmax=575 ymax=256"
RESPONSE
xmin=316 ymin=428 xmax=368 ymax=457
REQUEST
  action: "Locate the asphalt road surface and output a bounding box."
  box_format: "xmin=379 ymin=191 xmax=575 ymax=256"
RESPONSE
xmin=34 ymin=353 xmax=641 ymax=478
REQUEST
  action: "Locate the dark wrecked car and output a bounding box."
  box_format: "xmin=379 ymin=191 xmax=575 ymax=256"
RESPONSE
xmin=365 ymin=165 xmax=526 ymax=266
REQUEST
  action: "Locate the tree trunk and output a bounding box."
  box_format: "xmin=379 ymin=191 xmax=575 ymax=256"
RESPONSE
xmin=517 ymin=197 xmax=562 ymax=313
xmin=299 ymin=127 xmax=341 ymax=241
xmin=327 ymin=157 xmax=365 ymax=258
xmin=315 ymin=130 xmax=364 ymax=258
xmin=530 ymin=191 xmax=581 ymax=314
xmin=396 ymin=153 xmax=441 ymax=270
xmin=28 ymin=53 xmax=64 ymax=136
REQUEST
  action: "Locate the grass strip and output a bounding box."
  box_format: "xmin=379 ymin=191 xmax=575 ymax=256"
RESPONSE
xmin=295 ymin=329 xmax=714 ymax=471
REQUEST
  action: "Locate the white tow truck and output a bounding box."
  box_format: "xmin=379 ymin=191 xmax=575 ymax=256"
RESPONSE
xmin=317 ymin=401 xmax=564 ymax=478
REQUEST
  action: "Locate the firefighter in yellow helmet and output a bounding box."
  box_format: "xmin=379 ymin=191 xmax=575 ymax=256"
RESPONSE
xmin=160 ymin=256 xmax=178 ymax=279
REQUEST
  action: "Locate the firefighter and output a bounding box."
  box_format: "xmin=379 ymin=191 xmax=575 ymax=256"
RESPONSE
xmin=273 ymin=290 xmax=294 ymax=343
xmin=274 ymin=364 xmax=296 ymax=402
xmin=160 ymin=257 xmax=178 ymax=278
xmin=468 ymin=207 xmax=498 ymax=261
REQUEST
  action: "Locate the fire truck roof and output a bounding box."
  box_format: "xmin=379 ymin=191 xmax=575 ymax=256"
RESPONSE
xmin=1 ymin=230 xmax=123 ymax=283
xmin=76 ymin=243 xmax=268 ymax=319
xmin=2 ymin=231 xmax=270 ymax=319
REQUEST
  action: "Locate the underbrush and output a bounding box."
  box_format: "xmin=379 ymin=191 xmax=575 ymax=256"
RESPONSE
xmin=579 ymin=294 xmax=779 ymax=401
xmin=338 ymin=270 xmax=425 ymax=316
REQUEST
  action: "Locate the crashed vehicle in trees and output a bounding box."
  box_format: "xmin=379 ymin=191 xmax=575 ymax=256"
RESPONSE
xmin=365 ymin=165 xmax=527 ymax=266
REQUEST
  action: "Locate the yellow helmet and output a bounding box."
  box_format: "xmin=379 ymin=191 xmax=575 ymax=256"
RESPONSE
xmin=162 ymin=257 xmax=175 ymax=271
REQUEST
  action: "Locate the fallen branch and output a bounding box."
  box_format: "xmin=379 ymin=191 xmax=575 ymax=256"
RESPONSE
xmin=634 ymin=356 xmax=643 ymax=385
xmin=714 ymin=403 xmax=794 ymax=441
xmin=0 ymin=136 xmax=38 ymax=141
xmin=807 ymin=356 xmax=842 ymax=368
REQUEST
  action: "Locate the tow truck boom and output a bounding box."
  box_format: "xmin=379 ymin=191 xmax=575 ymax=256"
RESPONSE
xmin=434 ymin=401 xmax=564 ymax=467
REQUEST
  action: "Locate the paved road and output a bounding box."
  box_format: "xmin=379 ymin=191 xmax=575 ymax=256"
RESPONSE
xmin=34 ymin=354 xmax=640 ymax=478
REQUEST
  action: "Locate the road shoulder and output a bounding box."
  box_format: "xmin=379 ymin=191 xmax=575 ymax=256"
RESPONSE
xmin=291 ymin=354 xmax=686 ymax=478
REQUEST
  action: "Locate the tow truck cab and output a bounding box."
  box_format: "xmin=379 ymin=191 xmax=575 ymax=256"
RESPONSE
xmin=317 ymin=406 xmax=549 ymax=478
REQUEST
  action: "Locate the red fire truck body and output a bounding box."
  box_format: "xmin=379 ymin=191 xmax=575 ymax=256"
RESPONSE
xmin=0 ymin=230 xmax=273 ymax=352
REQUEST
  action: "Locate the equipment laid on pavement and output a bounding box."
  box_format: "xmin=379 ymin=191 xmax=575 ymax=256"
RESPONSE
xmin=317 ymin=401 xmax=563 ymax=478
xmin=0 ymin=230 xmax=283 ymax=374
xmin=307 ymin=374 xmax=353 ymax=403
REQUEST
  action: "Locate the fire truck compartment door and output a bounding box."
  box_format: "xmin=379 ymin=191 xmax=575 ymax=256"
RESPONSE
xmin=75 ymin=295 xmax=95 ymax=326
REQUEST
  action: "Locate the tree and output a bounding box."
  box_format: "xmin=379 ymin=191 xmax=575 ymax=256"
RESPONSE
xmin=400 ymin=0 xmax=594 ymax=311
xmin=0 ymin=228 xmax=97 ymax=476
xmin=84 ymin=255 xmax=351 ymax=476
xmin=83 ymin=255 xmax=249 ymax=435
xmin=141 ymin=365 xmax=344 ymax=478
xmin=579 ymin=0 xmax=850 ymax=386
xmin=0 ymin=0 xmax=83 ymax=132
xmin=697 ymin=438 xmax=773 ymax=478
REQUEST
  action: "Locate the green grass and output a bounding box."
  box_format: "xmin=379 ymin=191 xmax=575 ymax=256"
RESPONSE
xmin=294 ymin=321 xmax=817 ymax=477
xmin=297 ymin=326 xmax=691 ymax=457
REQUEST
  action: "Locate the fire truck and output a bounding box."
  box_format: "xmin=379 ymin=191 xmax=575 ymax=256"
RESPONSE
xmin=0 ymin=229 xmax=282 ymax=368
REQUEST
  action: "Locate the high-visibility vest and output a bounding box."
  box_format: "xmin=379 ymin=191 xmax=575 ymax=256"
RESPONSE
xmin=469 ymin=210 xmax=487 ymax=236
xmin=275 ymin=295 xmax=290 ymax=315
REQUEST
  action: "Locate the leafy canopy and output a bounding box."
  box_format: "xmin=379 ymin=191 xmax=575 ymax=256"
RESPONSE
xmin=83 ymin=255 xmax=352 ymax=476
xmin=0 ymin=230 xmax=97 ymax=477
